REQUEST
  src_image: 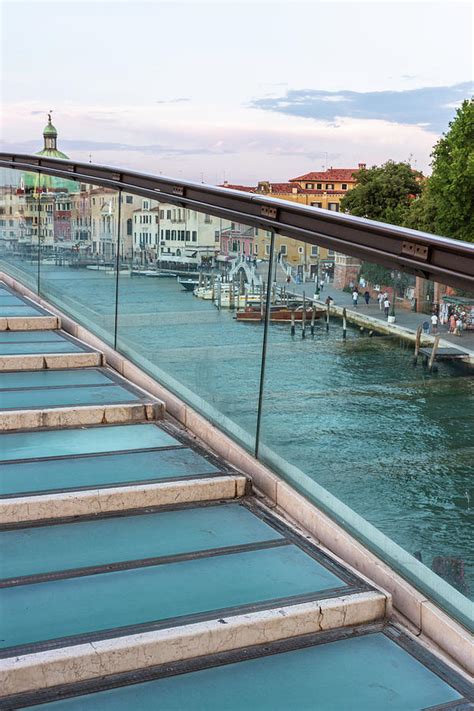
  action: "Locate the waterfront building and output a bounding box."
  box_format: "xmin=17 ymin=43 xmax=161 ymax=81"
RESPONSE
xmin=0 ymin=185 xmax=24 ymax=251
xmin=158 ymin=205 xmax=222 ymax=267
xmin=132 ymin=200 xmax=159 ymax=264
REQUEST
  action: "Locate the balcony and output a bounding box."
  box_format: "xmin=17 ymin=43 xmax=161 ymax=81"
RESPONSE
xmin=0 ymin=154 xmax=472 ymax=708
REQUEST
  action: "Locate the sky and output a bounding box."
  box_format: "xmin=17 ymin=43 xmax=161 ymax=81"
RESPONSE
xmin=1 ymin=0 xmax=472 ymax=184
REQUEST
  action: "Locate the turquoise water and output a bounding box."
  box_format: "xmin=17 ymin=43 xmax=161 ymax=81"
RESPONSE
xmin=4 ymin=261 xmax=473 ymax=598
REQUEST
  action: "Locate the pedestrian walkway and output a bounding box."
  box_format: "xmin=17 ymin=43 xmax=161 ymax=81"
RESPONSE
xmin=0 ymin=280 xmax=470 ymax=710
xmin=286 ymin=278 xmax=474 ymax=354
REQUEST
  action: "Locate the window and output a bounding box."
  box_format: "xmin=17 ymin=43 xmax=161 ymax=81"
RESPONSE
xmin=311 ymin=246 xmax=318 ymax=256
xmin=316 ymin=183 xmax=322 ymax=190
xmin=204 ymin=214 xmax=211 ymax=223
xmin=328 ymin=203 xmax=339 ymax=212
xmin=166 ymin=210 xmax=172 ymax=219
xmin=160 ymin=210 xmax=164 ymax=219
xmin=341 ymin=183 xmax=347 ymax=190
xmin=311 ymin=202 xmax=322 ymax=208
xmin=280 ymin=244 xmax=287 ymax=255
xmin=192 ymin=231 xmax=197 ymax=242
xmin=143 ymin=201 xmax=149 ymax=210
xmin=326 ymin=183 xmax=334 ymax=190
xmin=186 ymin=230 xmax=190 ymax=241
xmin=305 ymin=183 xmax=314 ymax=189
xmin=298 ymin=247 xmax=304 ymax=254
xmin=126 ymin=196 xmax=133 ymax=204
xmin=254 ymin=244 xmax=258 ymax=255
xmin=165 ymin=230 xmax=170 ymax=239
xmin=328 ymin=249 xmax=335 ymax=256
xmin=265 ymin=244 xmax=270 ymax=256
xmin=171 ymin=230 xmax=176 ymax=240
xmin=215 ymin=231 xmax=220 ymax=243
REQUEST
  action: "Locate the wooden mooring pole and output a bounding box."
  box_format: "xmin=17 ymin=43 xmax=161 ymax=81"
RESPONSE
xmin=413 ymin=325 xmax=422 ymax=365
xmin=342 ymin=307 xmax=347 ymax=340
xmin=291 ymin=309 xmax=296 ymax=336
xmin=428 ymin=335 xmax=441 ymax=373
xmin=301 ymin=292 xmax=306 ymax=338
xmin=310 ymin=304 xmax=316 ymax=336
xmin=261 ymin=282 xmax=265 ymax=320
xmin=326 ymin=302 xmax=330 ymax=332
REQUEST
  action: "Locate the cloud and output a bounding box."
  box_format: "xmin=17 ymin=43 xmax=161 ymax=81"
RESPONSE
xmin=155 ymin=97 xmax=190 ymax=104
xmin=0 ymin=138 xmax=235 ymax=157
xmin=250 ymin=82 xmax=473 ymax=133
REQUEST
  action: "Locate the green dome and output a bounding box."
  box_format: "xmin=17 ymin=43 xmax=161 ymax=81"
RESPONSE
xmin=43 ymin=121 xmax=58 ymax=137
xmin=21 ymin=114 xmax=79 ymax=192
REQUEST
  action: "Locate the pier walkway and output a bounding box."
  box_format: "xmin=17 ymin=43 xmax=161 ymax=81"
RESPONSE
xmin=284 ymin=280 xmax=474 ymax=361
xmin=0 ymin=281 xmax=471 ymax=709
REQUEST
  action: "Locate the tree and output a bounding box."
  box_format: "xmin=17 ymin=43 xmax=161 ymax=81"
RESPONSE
xmin=339 ymin=160 xmax=422 ymax=225
xmin=409 ymin=99 xmax=473 ymax=242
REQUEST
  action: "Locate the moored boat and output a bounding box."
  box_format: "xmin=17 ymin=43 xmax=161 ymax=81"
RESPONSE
xmin=235 ymin=305 xmax=324 ymax=322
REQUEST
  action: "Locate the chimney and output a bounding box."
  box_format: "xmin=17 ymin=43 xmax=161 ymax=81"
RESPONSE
xmin=358 ymin=163 xmax=366 ymax=169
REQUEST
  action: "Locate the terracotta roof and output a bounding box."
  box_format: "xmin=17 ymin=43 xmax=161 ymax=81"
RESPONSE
xmin=264 ymin=182 xmax=302 ymax=193
xmin=218 ymin=184 xmax=256 ymax=193
xmin=289 ymin=168 xmax=358 ymax=182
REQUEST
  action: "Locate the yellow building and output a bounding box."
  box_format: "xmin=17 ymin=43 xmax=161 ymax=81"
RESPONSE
xmin=222 ymin=165 xmax=365 ymax=278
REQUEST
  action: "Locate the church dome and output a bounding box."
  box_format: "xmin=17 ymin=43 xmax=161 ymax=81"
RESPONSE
xmin=21 ymin=113 xmax=79 ymax=192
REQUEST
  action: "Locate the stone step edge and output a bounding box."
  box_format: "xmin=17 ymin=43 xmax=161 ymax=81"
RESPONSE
xmin=0 ymin=591 xmax=387 ymax=698
xmin=0 ymin=352 xmax=103 ymax=372
xmin=0 ymin=316 xmax=59 ymax=331
xmin=0 ymin=475 xmax=247 ymax=524
xmin=0 ymin=401 xmax=163 ymax=432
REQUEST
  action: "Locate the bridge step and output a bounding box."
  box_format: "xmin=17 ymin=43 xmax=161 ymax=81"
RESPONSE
xmin=0 ymin=499 xmax=385 ymax=697
xmin=6 ymin=625 xmax=467 ymax=710
xmin=0 ymin=283 xmax=60 ymax=331
xmin=0 ymin=329 xmax=103 ymax=371
xmin=0 ymin=367 xmax=163 ymax=431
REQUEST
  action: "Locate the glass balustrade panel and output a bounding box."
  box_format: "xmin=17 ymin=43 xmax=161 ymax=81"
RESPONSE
xmin=115 ymin=197 xmax=270 ymax=453
xmin=257 ymin=235 xmax=473 ymax=628
xmin=35 ymin=179 xmax=120 ymax=346
xmin=0 ymin=167 xmax=40 ymax=291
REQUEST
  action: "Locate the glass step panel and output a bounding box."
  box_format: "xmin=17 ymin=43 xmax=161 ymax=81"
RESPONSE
xmin=0 ymin=424 xmax=178 ymax=461
xmin=0 ymin=504 xmax=282 ymax=579
xmin=0 ymin=369 xmax=112 ymax=389
xmin=0 ymin=384 xmax=141 ymax=410
xmin=0 ymin=447 xmax=218 ymax=496
xmin=0 ymin=342 xmax=85 ymax=355
xmin=24 ymin=633 xmax=462 ymax=711
xmin=0 ymin=545 xmax=343 ymax=650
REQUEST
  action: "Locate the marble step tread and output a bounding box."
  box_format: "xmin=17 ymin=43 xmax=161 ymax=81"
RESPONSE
xmin=0 ymin=329 xmax=103 ymax=371
xmin=4 ymin=626 xmax=470 ymax=711
xmin=0 ymin=285 xmax=59 ymax=331
xmin=0 ymin=367 xmax=164 ymax=431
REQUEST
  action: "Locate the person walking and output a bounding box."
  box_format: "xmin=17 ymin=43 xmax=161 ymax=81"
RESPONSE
xmin=364 ymin=290 xmax=370 ymax=305
xmin=430 ymin=313 xmax=439 ymax=334
xmin=352 ymin=289 xmax=359 ymax=307
xmin=384 ymin=297 xmax=390 ymax=317
xmin=377 ymin=292 xmax=384 ymax=310
xmin=448 ymin=313 xmax=456 ymax=333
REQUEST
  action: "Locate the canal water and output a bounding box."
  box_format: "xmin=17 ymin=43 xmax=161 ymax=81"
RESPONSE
xmin=4 ymin=260 xmax=473 ymax=598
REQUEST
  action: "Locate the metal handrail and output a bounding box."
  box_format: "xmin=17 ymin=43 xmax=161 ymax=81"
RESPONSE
xmin=1 ymin=152 xmax=473 ymax=290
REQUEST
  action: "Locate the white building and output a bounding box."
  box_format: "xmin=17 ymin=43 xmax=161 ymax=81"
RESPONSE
xmin=157 ymin=206 xmax=223 ymax=266
xmin=132 ymin=200 xmax=159 ymax=263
